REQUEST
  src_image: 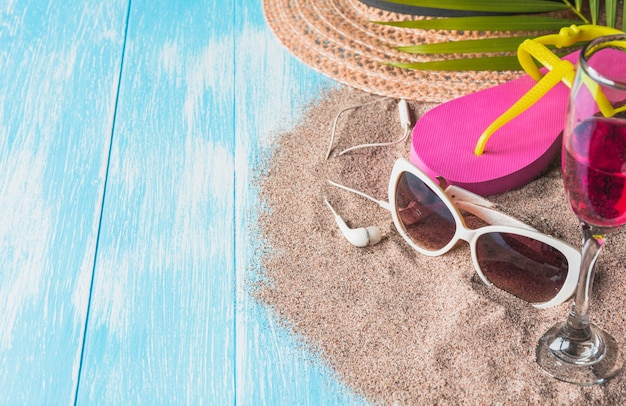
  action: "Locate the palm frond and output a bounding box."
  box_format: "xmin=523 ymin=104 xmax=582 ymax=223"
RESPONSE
xmin=606 ymin=0 xmax=618 ymax=28
xmin=590 ymin=0 xmax=600 ymax=24
xmin=377 ymin=16 xmax=580 ymax=31
xmin=380 ymin=0 xmax=569 ymax=13
xmin=396 ymin=36 xmax=534 ymax=54
xmin=376 ymin=0 xmax=623 ymax=71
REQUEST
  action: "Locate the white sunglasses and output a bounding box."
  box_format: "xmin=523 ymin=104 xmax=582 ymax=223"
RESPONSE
xmin=330 ymin=158 xmax=581 ymax=309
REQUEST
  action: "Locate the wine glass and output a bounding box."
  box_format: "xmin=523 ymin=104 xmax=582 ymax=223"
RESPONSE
xmin=536 ymin=35 xmax=626 ymax=385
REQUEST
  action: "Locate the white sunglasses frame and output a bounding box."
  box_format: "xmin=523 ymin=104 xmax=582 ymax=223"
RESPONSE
xmin=330 ymin=157 xmax=581 ymax=309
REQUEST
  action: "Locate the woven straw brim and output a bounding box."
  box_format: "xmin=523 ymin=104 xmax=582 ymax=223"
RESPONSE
xmin=263 ymin=0 xmax=522 ymax=102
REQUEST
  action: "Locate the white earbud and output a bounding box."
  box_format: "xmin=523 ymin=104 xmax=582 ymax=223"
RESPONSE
xmin=324 ymin=200 xmax=382 ymax=247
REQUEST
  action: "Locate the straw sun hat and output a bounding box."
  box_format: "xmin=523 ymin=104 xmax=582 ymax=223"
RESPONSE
xmin=262 ymin=0 xmax=520 ymax=102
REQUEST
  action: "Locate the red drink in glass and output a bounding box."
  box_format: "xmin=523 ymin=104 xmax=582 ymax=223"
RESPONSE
xmin=563 ymin=116 xmax=626 ymax=228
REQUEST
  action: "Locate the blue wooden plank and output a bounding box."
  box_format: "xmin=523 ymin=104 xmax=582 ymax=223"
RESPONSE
xmin=75 ymin=0 xmax=369 ymax=402
xmin=234 ymin=2 xmax=369 ymax=405
xmin=75 ymin=0 xmax=237 ymax=403
xmin=0 ymin=1 xmax=128 ymax=404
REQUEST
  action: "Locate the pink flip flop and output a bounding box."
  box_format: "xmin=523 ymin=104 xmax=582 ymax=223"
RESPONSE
xmin=410 ymin=25 xmax=623 ymax=196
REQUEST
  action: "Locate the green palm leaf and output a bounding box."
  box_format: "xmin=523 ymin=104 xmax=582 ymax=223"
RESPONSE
xmin=590 ymin=0 xmax=600 ymax=24
xmin=606 ymin=0 xmax=618 ymax=28
xmin=380 ymin=0 xmax=569 ymax=13
xmin=376 ymin=0 xmax=624 ymax=71
xmin=397 ymin=36 xmax=535 ymax=54
xmin=378 ymin=16 xmax=580 ymax=31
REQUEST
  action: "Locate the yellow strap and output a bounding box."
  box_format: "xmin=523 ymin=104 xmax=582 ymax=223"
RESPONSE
xmin=579 ymin=39 xmax=626 ymax=117
xmin=535 ymin=24 xmax=622 ymax=48
xmin=474 ymin=25 xmax=625 ymax=156
xmin=473 ymin=41 xmax=575 ymax=155
xmin=581 ymin=73 xmax=626 ymax=117
xmin=517 ymin=40 xmax=575 ymax=86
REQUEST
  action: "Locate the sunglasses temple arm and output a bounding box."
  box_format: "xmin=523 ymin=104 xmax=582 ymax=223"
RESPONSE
xmin=327 ymin=179 xmax=392 ymax=211
xmin=445 ymin=185 xmax=537 ymax=231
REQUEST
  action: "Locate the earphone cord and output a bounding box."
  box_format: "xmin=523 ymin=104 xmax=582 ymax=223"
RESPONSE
xmin=325 ymin=97 xmax=411 ymax=159
xmin=337 ymin=125 xmax=411 ymax=156
xmin=324 ymin=96 xmax=392 ymax=160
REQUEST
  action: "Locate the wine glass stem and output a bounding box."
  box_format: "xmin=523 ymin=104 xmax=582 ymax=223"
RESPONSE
xmin=563 ymin=223 xmax=604 ymax=343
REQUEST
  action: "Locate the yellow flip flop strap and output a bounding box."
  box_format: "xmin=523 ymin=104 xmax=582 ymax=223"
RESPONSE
xmin=474 ymin=40 xmax=575 ymax=155
xmin=474 ymin=25 xmax=624 ymax=156
xmin=579 ymin=39 xmax=626 ymax=117
xmin=581 ymin=73 xmax=625 ymax=117
xmin=473 ymin=41 xmax=575 ymax=156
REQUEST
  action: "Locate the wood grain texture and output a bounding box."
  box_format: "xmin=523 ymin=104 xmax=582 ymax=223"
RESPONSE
xmin=75 ymin=0 xmax=238 ymax=403
xmin=3 ymin=0 xmax=369 ymax=403
xmin=0 ymin=1 xmax=127 ymax=404
xmin=234 ymin=3 xmax=368 ymax=404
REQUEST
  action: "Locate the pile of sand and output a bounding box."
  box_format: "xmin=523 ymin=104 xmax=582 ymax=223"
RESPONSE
xmin=253 ymin=87 xmax=626 ymax=404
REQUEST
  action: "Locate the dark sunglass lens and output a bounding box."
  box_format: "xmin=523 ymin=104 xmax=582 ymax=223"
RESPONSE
xmin=395 ymin=171 xmax=456 ymax=251
xmin=475 ymin=233 xmax=569 ymax=304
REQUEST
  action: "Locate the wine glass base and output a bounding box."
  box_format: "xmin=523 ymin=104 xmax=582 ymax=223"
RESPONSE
xmin=536 ymin=322 xmax=624 ymax=386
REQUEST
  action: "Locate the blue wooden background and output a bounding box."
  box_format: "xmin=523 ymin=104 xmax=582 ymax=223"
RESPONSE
xmin=0 ymin=0 xmax=368 ymax=404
